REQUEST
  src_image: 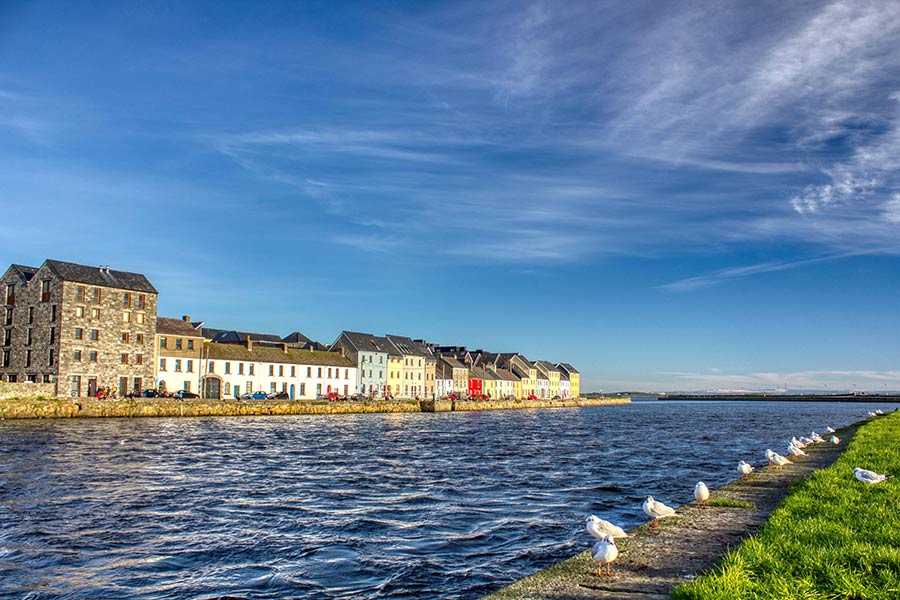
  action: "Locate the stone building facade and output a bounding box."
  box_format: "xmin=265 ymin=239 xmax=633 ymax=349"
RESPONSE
xmin=1 ymin=260 xmax=158 ymax=397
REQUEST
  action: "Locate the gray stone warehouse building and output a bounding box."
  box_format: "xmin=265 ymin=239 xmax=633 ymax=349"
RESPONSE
xmin=1 ymin=260 xmax=158 ymax=397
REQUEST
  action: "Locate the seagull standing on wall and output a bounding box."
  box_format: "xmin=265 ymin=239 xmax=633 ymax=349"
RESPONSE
xmin=585 ymin=515 xmax=628 ymax=540
xmin=772 ymin=452 xmax=792 ymax=468
xmin=830 ymin=436 xmax=841 ymax=444
xmin=643 ymin=496 xmax=680 ymax=528
xmin=590 ymin=534 xmax=619 ymax=577
xmin=765 ymin=449 xmax=775 ymax=465
xmin=694 ymin=482 xmax=709 ymax=506
xmin=738 ymin=461 xmax=753 ymax=480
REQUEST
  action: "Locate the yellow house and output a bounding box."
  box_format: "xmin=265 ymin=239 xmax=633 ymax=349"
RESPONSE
xmin=386 ymin=334 xmax=429 ymax=398
xmin=502 ymin=354 xmax=536 ymax=398
xmin=482 ymin=368 xmax=499 ymax=399
xmin=557 ymin=363 xmax=581 ymax=398
xmin=536 ymin=361 xmax=561 ymax=398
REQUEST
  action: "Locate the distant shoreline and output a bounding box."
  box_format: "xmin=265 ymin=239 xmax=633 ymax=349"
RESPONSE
xmin=658 ymin=393 xmax=900 ymax=402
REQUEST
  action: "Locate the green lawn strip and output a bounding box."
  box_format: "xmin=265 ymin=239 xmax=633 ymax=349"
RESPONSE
xmin=673 ymin=413 xmax=900 ymax=600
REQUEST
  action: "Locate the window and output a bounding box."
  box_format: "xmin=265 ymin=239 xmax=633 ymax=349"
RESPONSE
xmin=269 ymin=365 xmax=274 ymax=376
xmin=299 ymin=382 xmax=305 ymax=396
xmin=137 ymin=294 xmax=144 ymax=309
xmin=135 ymin=313 xmax=144 ymax=324
xmin=51 ymin=305 xmax=58 ymax=322
xmin=238 ymin=363 xmax=244 ymax=375
xmin=49 ymin=328 xmax=55 ymax=345
xmin=183 ymin=381 xmax=190 ymax=393
xmin=160 ymin=358 xmax=167 ymax=371
xmin=25 ymin=349 xmax=32 ymax=367
xmin=224 ymin=362 xmax=230 ymax=374
xmin=1 ymin=350 xmax=9 ymax=367
xmin=175 ymin=338 xmax=182 ymax=350
xmin=5 ymin=283 xmax=14 ymax=304
xmin=70 ymin=375 xmax=81 ymax=396
xmin=135 ymin=354 xmax=143 ymax=365
xmin=91 ymin=288 xmax=101 ymax=303
xmin=136 ymin=333 xmax=144 ymax=344
xmin=175 ymin=359 xmax=182 ymax=372
xmin=25 ymin=329 xmax=32 ymax=346
xmin=48 ymin=348 xmax=54 ymax=367
xmin=316 ymin=383 xmax=322 ymax=395
xmin=75 ymin=286 xmax=85 ymax=302
xmin=41 ymin=280 xmax=51 ymax=302
xmin=187 ymin=340 xmax=194 ymax=350
xmin=4 ymin=307 xmax=12 ymax=326
xmin=160 ymin=336 xmax=167 ymax=349
xmin=91 ymin=308 xmax=100 ymax=319
xmin=75 ymin=306 xmax=84 ymax=318
xmin=224 ymin=382 xmax=231 ymax=396
xmin=345 ymin=369 xmax=349 ymax=379
xmin=122 ymin=312 xmax=131 ymax=323
xmin=249 ymin=364 xmax=254 ymax=375
xmin=133 ymin=378 xmax=142 ymax=393
xmin=327 ymin=368 xmax=332 ymax=378
xmin=247 ymin=382 xmax=253 ymax=393
xmin=278 ymin=365 xmax=284 ymax=377
xmin=291 ymin=366 xmax=295 ymax=377
xmin=28 ymin=306 xmax=34 ymax=324
xmin=208 ymin=361 xmax=215 ymax=373
xmin=73 ymin=350 xmax=82 ymax=361
xmin=121 ymin=332 xmax=129 ymax=343
xmin=120 ymin=353 xmax=128 ymax=364
xmin=90 ymin=329 xmax=99 ymax=341
xmin=89 ymin=351 xmax=98 ymax=362
xmin=186 ymin=359 xmax=193 ymax=372
xmin=307 ymin=367 xmax=312 ymax=377
xmin=122 ymin=292 xmax=131 ymax=307
xmin=270 ymin=382 xmax=276 ymax=393
xmin=317 ymin=367 xmax=322 ymax=377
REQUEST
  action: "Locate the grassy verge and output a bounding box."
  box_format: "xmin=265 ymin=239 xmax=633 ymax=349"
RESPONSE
xmin=707 ymin=498 xmax=755 ymax=509
xmin=673 ymin=413 xmax=900 ymax=600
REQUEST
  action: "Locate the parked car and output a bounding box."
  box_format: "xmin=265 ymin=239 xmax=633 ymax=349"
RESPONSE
xmin=527 ymin=394 xmax=538 ymax=400
xmin=551 ymin=395 xmax=561 ymax=400
xmin=141 ymin=389 xmax=159 ymax=398
xmin=267 ymin=391 xmax=289 ymax=400
xmin=177 ymin=390 xmax=200 ymax=399
xmin=240 ymin=391 xmax=268 ymax=400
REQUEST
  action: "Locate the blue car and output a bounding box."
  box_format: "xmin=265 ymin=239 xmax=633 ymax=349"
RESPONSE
xmin=240 ymin=391 xmax=268 ymax=400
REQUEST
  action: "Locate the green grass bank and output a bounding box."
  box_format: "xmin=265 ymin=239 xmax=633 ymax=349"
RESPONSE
xmin=672 ymin=412 xmax=900 ymax=600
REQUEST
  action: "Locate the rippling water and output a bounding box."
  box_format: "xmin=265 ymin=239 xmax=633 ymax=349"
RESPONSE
xmin=1 ymin=400 xmax=893 ymax=599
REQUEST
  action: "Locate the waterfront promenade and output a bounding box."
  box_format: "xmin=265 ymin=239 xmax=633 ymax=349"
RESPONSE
xmin=0 ymin=395 xmax=629 ymax=419
xmin=484 ymin=419 xmax=864 ymax=600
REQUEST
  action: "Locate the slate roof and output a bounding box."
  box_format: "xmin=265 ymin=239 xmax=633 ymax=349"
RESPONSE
xmin=556 ymin=362 xmax=581 ymax=375
xmin=337 ymin=331 xmax=395 ymax=355
xmin=9 ymin=264 xmax=38 ymax=282
xmin=202 ymin=329 xmax=282 ymax=344
xmin=44 ymin=259 xmax=157 ymax=293
xmin=438 ymin=356 xmax=468 ymax=371
xmin=282 ymin=331 xmax=312 ymax=344
xmin=535 ymin=360 xmax=562 ymax=376
xmin=496 ymin=368 xmax=520 ymax=382
xmin=207 ymin=343 xmax=354 ymax=367
xmin=386 ymin=334 xmax=431 ymax=358
xmin=157 ymin=317 xmax=205 ymax=337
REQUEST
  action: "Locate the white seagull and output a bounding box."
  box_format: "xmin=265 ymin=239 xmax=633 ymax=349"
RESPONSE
xmin=790 ymin=436 xmax=807 ymax=449
xmin=765 ymin=449 xmax=775 ymax=465
xmin=810 ymin=432 xmax=825 ymax=443
xmin=738 ymin=461 xmax=754 ymax=480
xmin=771 ymin=452 xmax=792 ymax=467
xmin=643 ymin=496 xmax=680 ymax=528
xmin=826 ymin=426 xmax=836 ymax=433
xmin=799 ymin=436 xmax=815 ymax=446
xmin=854 ymin=467 xmax=892 ymax=484
xmin=585 ymin=515 xmax=628 ymax=540
xmin=590 ymin=534 xmax=619 ymax=577
xmin=694 ymin=482 xmax=710 ymax=506
xmin=787 ymin=444 xmax=808 ymax=457
xmin=830 ymin=436 xmax=841 ymax=444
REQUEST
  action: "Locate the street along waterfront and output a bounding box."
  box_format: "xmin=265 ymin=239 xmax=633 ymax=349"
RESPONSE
xmin=1 ymin=400 xmax=894 ymax=599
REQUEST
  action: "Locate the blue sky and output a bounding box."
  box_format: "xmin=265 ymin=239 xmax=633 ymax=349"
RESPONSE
xmin=3 ymin=1 xmax=900 ymax=392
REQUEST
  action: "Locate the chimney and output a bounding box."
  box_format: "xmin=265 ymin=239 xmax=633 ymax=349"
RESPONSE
xmin=246 ymin=336 xmax=252 ymax=351
xmin=182 ymin=315 xmax=191 ymax=323
xmin=283 ymin=342 xmax=288 ymax=353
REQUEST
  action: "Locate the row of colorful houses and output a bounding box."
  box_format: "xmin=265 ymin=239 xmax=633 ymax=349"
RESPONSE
xmin=1 ymin=259 xmax=580 ymax=400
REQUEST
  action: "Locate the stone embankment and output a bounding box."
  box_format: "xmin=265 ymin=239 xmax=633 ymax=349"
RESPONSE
xmin=483 ymin=420 xmax=860 ymax=600
xmin=0 ymin=396 xmax=629 ymax=419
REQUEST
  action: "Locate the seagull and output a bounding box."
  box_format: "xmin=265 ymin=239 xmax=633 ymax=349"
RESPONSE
xmin=810 ymin=432 xmax=825 ymax=443
xmin=643 ymin=496 xmax=680 ymax=528
xmin=585 ymin=515 xmax=628 ymax=540
xmin=790 ymin=436 xmax=807 ymax=449
xmin=590 ymin=534 xmax=619 ymax=577
xmin=787 ymin=444 xmax=808 ymax=457
xmin=799 ymin=436 xmax=815 ymax=446
xmin=826 ymin=426 xmax=836 ymax=433
xmin=868 ymin=411 xmax=877 ymax=417
xmin=772 ymin=453 xmax=792 ymax=467
xmin=830 ymin=436 xmax=841 ymax=444
xmin=854 ymin=467 xmax=892 ymax=484
xmin=738 ymin=461 xmax=754 ymax=480
xmin=694 ymin=482 xmax=710 ymax=506
xmin=765 ymin=449 xmax=775 ymax=465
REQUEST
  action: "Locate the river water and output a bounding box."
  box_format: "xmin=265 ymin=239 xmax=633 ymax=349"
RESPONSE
xmin=0 ymin=400 xmax=893 ymax=599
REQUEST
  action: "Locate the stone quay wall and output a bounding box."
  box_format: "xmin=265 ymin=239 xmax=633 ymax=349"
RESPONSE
xmin=0 ymin=396 xmax=630 ymax=419
xmin=0 ymin=381 xmax=56 ymax=400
